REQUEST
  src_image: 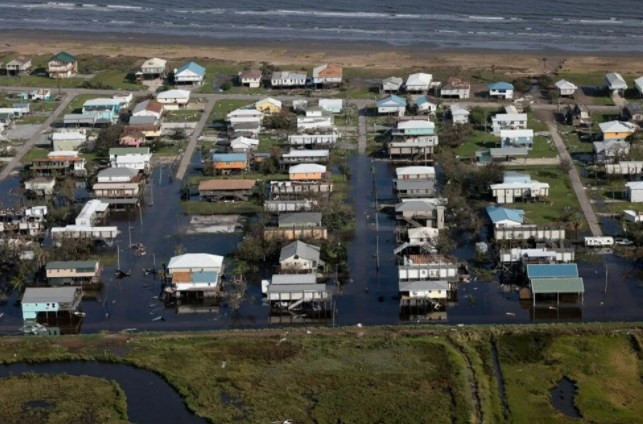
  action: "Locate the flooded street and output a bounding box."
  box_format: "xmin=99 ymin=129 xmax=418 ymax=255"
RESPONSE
xmin=0 ymin=153 xmax=641 ymax=334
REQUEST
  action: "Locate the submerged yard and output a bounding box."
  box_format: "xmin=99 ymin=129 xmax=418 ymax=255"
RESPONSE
xmin=0 ymin=324 xmax=640 ymax=423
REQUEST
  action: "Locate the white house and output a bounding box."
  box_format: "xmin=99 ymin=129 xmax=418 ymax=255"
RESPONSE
xmin=140 ymin=57 xmax=167 ymax=79
xmin=623 ymin=209 xmax=643 ymax=223
xmin=50 ymin=130 xmax=87 ymax=151
xmin=395 ymin=166 xmax=436 ymax=181
xmin=297 ymin=116 xmax=333 ymax=131
xmin=635 ymin=77 xmax=643 ymax=96
xmin=491 ymin=172 xmax=549 ymax=204
xmin=605 ymin=72 xmax=628 ymax=93
xmin=238 ymin=69 xmax=262 ymax=88
xmin=488 ymin=82 xmax=514 ymax=99
xmin=555 ymin=79 xmax=578 ymax=97
xmin=156 ymin=89 xmax=190 ymax=110
xmin=405 ymin=73 xmax=432 ymax=92
xmin=312 ymin=64 xmax=342 ymax=86
xmin=414 ymin=96 xmax=437 ymax=114
xmin=279 ymin=240 xmax=324 ymax=272
xmin=75 ymin=200 xmax=109 ymax=227
xmin=492 ymin=113 xmax=528 ymax=135
xmin=500 ymin=129 xmax=534 ymax=149
xmin=167 ymin=253 xmax=224 ymax=293
xmin=626 ymin=181 xmax=643 ymax=203
xmin=226 ymin=108 xmax=263 ymax=124
xmin=96 ymin=167 xmax=139 ymax=183
xmin=112 ymin=92 xmax=133 ymax=107
xmin=24 ymin=177 xmax=56 ymax=196
xmin=399 ymin=280 xmax=449 ymax=301
xmin=174 ymin=62 xmax=205 ymax=85
xmin=282 ymin=149 xmax=329 ymax=164
xmin=441 ymin=77 xmax=470 ymax=99
xmin=271 ymin=71 xmax=307 ymax=88
xmin=382 ymin=76 xmax=403 ymax=93
xmin=450 ymin=104 xmax=470 ymax=125
xmin=131 ymin=100 xmax=164 ymax=120
xmin=109 ymin=147 xmax=152 ymax=172
xmin=230 ymin=136 xmax=259 ymax=152
xmin=486 ymin=205 xmax=525 ymax=228
xmin=318 ymin=98 xmax=343 ymax=114
xmin=377 ymin=95 xmax=406 ymax=116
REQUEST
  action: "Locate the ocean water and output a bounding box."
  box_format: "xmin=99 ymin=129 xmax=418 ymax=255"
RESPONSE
xmin=0 ymin=1 xmax=642 ymax=51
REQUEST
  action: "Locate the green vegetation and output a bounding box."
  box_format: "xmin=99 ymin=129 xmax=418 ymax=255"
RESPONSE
xmin=0 ymin=374 xmax=128 ymax=423
xmin=20 ymin=147 xmax=48 ymax=164
xmin=529 ymin=136 xmax=558 ymax=158
xmin=504 ymin=166 xmax=586 ymax=228
xmin=0 ymin=324 xmax=640 ymax=423
xmin=498 ymin=331 xmax=643 ymax=423
xmin=90 ymin=70 xmax=142 ymax=91
xmin=164 ymin=109 xmax=203 ymax=123
xmin=209 ymin=99 xmax=253 ymax=124
xmin=455 ymin=129 xmax=499 ymax=158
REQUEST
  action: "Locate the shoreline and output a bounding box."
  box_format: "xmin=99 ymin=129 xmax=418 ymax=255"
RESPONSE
xmin=1 ymin=29 xmax=642 ymax=74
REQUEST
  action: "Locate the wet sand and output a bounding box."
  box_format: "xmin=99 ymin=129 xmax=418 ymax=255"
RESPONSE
xmin=1 ymin=29 xmax=642 ymax=75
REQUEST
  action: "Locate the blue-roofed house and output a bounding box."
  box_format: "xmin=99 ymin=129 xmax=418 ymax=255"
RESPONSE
xmin=488 ymin=82 xmax=514 ymax=99
xmin=174 ymin=61 xmax=206 ymax=85
xmin=377 ymin=95 xmax=407 ymax=116
xmin=414 ymin=96 xmax=437 ymax=114
xmin=526 ymin=263 xmax=578 ymax=279
xmin=486 ymin=205 xmax=525 ymax=228
xmin=211 ymin=153 xmax=248 ymax=172
xmin=82 ymin=98 xmax=122 ymax=124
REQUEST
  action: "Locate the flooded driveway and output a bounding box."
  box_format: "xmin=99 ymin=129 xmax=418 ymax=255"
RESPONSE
xmin=0 ymin=154 xmax=641 ymax=334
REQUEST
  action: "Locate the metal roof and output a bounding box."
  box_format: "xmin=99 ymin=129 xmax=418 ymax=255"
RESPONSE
xmin=396 ymin=166 xmax=435 ymax=177
xmin=22 ymin=287 xmax=79 ymax=304
xmin=530 ymin=277 xmax=584 ymax=294
xmin=50 ymin=51 xmax=76 ymax=63
xmin=527 ymin=264 xmax=578 ymax=279
xmin=278 ymin=212 xmax=322 ymax=227
xmin=97 ymin=167 xmax=139 ymax=179
xmin=212 ymin=153 xmax=248 ymax=162
xmin=396 ymin=179 xmax=436 ymax=191
xmin=486 ymin=206 xmax=525 ymax=224
xmin=598 ymin=120 xmax=636 ymax=133
xmin=168 ymin=253 xmax=224 ymax=270
xmin=399 ymin=280 xmax=449 ymax=292
xmin=176 ymin=61 xmax=205 ymax=76
xmin=289 ymin=163 xmax=327 ymax=173
xmin=283 ymin=150 xmax=329 ymax=158
xmin=157 ymin=89 xmax=191 ymax=100
xmin=605 ymin=72 xmax=627 ymax=89
xmin=46 ymin=261 xmax=98 ymax=270
xmin=271 ymin=273 xmax=317 ymax=285
xmin=377 ymin=95 xmax=406 ymax=107
xmin=488 ymin=82 xmax=514 ymax=90
xmin=109 ymin=147 xmax=151 ymax=155
xmin=279 ymin=241 xmax=321 ymax=263
xmin=267 ymin=283 xmax=331 ymax=294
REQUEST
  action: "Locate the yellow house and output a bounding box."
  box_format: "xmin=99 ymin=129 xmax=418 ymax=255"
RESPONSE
xmin=255 ymin=97 xmax=282 ymax=114
xmin=599 ymin=120 xmax=636 ymax=141
xmin=289 ymin=164 xmax=326 ymax=181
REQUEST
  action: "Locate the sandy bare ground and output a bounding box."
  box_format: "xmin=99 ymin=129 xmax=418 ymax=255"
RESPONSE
xmin=1 ymin=32 xmax=642 ymax=75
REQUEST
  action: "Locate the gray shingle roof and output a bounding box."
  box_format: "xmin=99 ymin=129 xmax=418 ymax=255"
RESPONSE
xmin=279 ymin=240 xmax=321 ymax=263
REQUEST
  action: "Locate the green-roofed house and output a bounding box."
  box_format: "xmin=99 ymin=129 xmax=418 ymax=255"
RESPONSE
xmin=45 ymin=260 xmax=101 ymax=285
xmin=47 ymin=51 xmax=78 ymax=79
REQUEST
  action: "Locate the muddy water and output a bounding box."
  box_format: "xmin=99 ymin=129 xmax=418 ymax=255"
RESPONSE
xmin=0 ymin=361 xmax=207 ymax=423
xmin=550 ymin=377 xmax=582 ymax=419
xmin=0 ymin=154 xmax=642 ymax=333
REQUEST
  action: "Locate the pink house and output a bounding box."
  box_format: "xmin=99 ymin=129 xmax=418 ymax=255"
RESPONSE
xmin=119 ymin=131 xmax=144 ymax=147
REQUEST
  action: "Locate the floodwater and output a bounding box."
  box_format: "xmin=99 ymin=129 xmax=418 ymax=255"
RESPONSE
xmin=550 ymin=377 xmax=582 ymax=419
xmin=0 ymin=154 xmax=642 ymax=334
xmin=0 ymin=361 xmax=206 ymax=423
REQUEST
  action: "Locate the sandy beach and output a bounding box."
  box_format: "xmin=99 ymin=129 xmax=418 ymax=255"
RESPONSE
xmin=1 ymin=29 xmax=642 ymax=76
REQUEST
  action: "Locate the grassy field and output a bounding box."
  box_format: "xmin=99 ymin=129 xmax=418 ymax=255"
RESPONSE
xmin=0 ymin=324 xmax=640 ymax=423
xmin=456 ymin=130 xmax=500 ymax=158
xmin=20 ymin=147 xmax=48 ymax=163
xmin=209 ymin=99 xmax=254 ymax=124
xmin=0 ymin=374 xmax=128 ymax=423
xmin=503 ymin=166 xmax=586 ymax=227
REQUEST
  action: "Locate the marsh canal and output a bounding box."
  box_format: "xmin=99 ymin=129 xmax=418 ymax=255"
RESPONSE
xmin=0 ymin=153 xmax=641 ymax=334
xmin=0 ymin=361 xmax=206 ymax=423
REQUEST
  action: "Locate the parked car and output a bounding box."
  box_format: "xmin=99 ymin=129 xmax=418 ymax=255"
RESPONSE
xmin=614 ymin=238 xmax=633 ymax=246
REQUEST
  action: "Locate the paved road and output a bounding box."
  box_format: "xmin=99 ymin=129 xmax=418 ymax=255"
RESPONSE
xmin=175 ymin=98 xmax=215 ymax=181
xmin=357 ymin=112 xmax=367 ymax=154
xmin=537 ymin=110 xmax=603 ymax=237
xmin=0 ymin=93 xmax=74 ymax=181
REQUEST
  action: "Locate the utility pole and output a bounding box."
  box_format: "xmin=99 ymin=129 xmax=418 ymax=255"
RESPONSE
xmin=128 ymin=223 xmax=132 ymax=248
xmin=603 ymin=264 xmax=608 ymax=294
xmin=117 ymin=244 xmax=121 ymax=270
